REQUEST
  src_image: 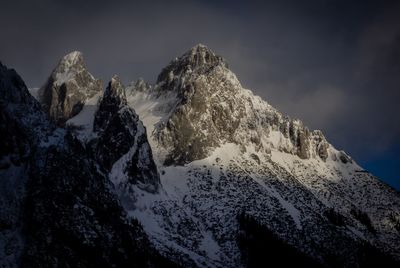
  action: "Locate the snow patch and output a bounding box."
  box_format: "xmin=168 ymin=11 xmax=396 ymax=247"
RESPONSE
xmin=66 ymin=92 xmax=102 ymax=140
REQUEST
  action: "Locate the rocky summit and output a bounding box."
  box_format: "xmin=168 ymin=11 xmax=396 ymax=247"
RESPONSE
xmin=1 ymin=45 xmax=400 ymax=268
xmin=39 ymin=51 xmax=102 ymax=125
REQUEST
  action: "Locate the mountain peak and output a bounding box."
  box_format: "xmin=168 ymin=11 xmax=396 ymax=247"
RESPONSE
xmin=105 ymin=75 xmax=126 ymax=103
xmin=142 ymin=45 xmax=331 ymax=165
xmin=192 ymin=43 xmax=208 ymax=49
xmin=39 ymin=51 xmax=102 ymax=125
xmin=180 ymin=43 xmax=226 ymax=69
xmin=110 ymin=74 xmax=122 ymax=87
xmin=187 ymin=43 xmax=213 ymax=57
xmin=53 ymin=51 xmax=85 ymax=76
xmin=61 ymin=51 xmax=83 ymax=65
xmin=156 ymin=44 xmax=228 ymax=93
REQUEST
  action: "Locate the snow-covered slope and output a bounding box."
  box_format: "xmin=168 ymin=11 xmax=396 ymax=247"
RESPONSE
xmin=122 ymin=44 xmax=400 ymax=267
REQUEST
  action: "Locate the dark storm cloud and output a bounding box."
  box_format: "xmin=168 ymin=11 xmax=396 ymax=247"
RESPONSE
xmin=1 ymin=0 xmax=399 ymax=170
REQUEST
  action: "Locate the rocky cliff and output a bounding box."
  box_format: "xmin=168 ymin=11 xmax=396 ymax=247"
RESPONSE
xmin=39 ymin=51 xmax=102 ymax=125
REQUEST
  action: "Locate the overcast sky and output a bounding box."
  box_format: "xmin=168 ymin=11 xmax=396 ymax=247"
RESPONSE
xmin=1 ymin=0 xmax=399 ymax=189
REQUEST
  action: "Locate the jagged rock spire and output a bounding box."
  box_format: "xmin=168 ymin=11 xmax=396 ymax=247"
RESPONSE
xmin=39 ymin=51 xmax=102 ymax=125
xmin=93 ymin=75 xmax=127 ymax=132
xmin=92 ymin=75 xmax=160 ymax=192
xmin=103 ymin=75 xmax=127 ymax=106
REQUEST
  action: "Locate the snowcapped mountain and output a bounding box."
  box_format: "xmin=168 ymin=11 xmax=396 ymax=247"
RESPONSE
xmin=1 ymin=45 xmax=399 ymax=267
xmin=123 ymin=44 xmax=400 ymax=267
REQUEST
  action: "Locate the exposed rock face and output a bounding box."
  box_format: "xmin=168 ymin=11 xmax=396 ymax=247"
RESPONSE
xmin=93 ymin=76 xmax=159 ymax=193
xmin=130 ymin=44 xmax=329 ymax=165
xmin=0 ymin=63 xmax=172 ymax=267
xmin=39 ymin=51 xmax=102 ymax=125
